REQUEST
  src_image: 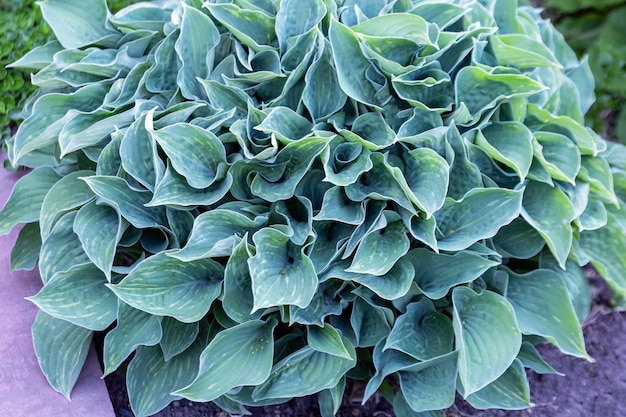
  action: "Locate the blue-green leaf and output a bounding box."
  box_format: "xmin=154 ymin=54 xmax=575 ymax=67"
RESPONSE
xmin=175 ymin=319 xmax=277 ymax=402
xmin=108 ymin=252 xmax=224 ymax=323
xmin=103 ymin=301 xmax=162 ymax=376
xmin=0 ymin=167 xmax=62 ymax=235
xmin=32 ymin=311 xmax=93 ymax=400
xmin=28 ymin=263 xmax=116 ymax=331
xmin=436 ymin=187 xmax=523 ymax=252
xmin=249 ymin=228 xmax=318 ymax=311
xmin=453 ymin=287 xmax=521 ymax=395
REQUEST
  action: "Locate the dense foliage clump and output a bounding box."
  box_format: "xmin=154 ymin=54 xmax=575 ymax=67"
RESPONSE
xmin=2 ymin=0 xmax=625 ymax=416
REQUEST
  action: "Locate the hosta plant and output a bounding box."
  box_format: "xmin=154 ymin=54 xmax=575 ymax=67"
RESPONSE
xmin=2 ymin=0 xmax=626 ymax=416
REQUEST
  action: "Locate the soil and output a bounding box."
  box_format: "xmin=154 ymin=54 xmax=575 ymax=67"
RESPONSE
xmin=103 ymin=272 xmax=626 ymax=417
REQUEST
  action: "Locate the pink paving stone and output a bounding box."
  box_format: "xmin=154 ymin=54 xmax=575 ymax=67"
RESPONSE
xmin=0 ymin=152 xmax=116 ymax=417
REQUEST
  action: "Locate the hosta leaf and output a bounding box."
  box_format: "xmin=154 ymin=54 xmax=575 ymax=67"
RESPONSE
xmin=7 ymin=40 xmax=63 ymax=71
xmin=533 ymin=131 xmax=581 ymax=184
xmin=401 ymin=148 xmax=450 ymax=217
xmin=145 ymin=29 xmax=181 ymax=93
xmin=170 ymin=209 xmax=267 ymax=261
xmin=176 ymin=3 xmax=220 ymax=99
xmin=455 ymin=66 xmax=545 ymax=120
xmin=314 ymin=187 xmax=366 ymax=225
xmin=39 ymin=170 xmax=95 ymax=239
xmin=345 ymin=153 xmax=416 ymax=214
xmin=329 ymin=18 xmax=379 ymax=107
xmin=148 ymin=163 xmax=232 ymax=208
xmin=288 ymin=281 xmax=345 ymax=326
xmin=465 ymin=359 xmax=531 ymax=410
xmin=303 ymin=40 xmax=347 ymax=121
xmin=81 ymin=175 xmax=167 ymax=228
xmin=151 ymin=123 xmax=227 ymax=189
xmin=10 ymin=223 xmax=41 ymax=272
xmin=347 ymin=219 xmax=410 ymax=276
xmin=96 ymin=132 xmax=123 ymax=176
xmin=205 ymin=3 xmax=277 ymax=52
xmin=274 ymin=196 xmax=313 ymax=246
xmin=505 ymin=268 xmax=589 ymax=359
xmin=578 ymin=197 xmax=608 ymax=231
xmin=276 ymin=0 xmax=326 ymax=50
xmin=58 ymin=108 xmax=136 ymax=156
xmin=249 ymin=228 xmax=318 ymax=311
xmin=408 ymin=2 xmax=468 ymax=28
xmin=579 ymin=212 xmax=626 ymax=293
xmin=517 ymin=341 xmax=561 ymax=376
xmin=399 ymin=351 xmax=458 ymax=412
xmin=351 ymin=13 xmax=432 ymax=46
xmin=351 ymin=257 xmax=415 ymax=300
xmin=385 ymin=298 xmax=454 ymax=360
xmin=393 ymin=392 xmax=446 ymax=417
xmin=475 ymin=122 xmax=533 ymax=180
xmin=252 ymin=342 xmax=356 ymax=400
xmin=198 ymin=79 xmax=250 ymax=121
xmin=541 ymin=257 xmax=592 ymax=323
xmin=318 ymin=376 xmax=345 ymax=417
xmin=350 ymin=296 xmax=392 ymax=347
xmin=578 ymin=156 xmax=617 ymax=204
xmin=223 ymin=237 xmax=263 ymax=323
xmin=103 ymin=302 xmax=162 ymax=376
xmin=492 ymin=218 xmax=545 ymax=260
xmin=28 ymin=264 xmax=116 ymax=331
xmin=445 ymin=124 xmax=483 ymax=199
xmin=525 ymin=104 xmax=597 ymax=155
xmin=321 ymin=139 xmax=373 ymax=187
xmin=257 ymin=106 xmax=313 ymax=143
xmin=159 ymin=317 xmax=199 ymax=362
xmin=490 ymin=34 xmax=559 ymax=69
xmin=74 ymin=197 xmax=124 ymax=272
xmin=120 ymin=110 xmax=164 ymax=192
xmin=32 ymin=311 xmax=93 ymax=400
xmin=250 ymin=137 xmax=329 ymax=202
xmin=108 ymin=252 xmax=224 ymax=323
xmin=308 ymin=323 xmax=353 ymax=359
xmin=127 ymin=343 xmax=202 ymax=417
xmin=453 ymin=287 xmax=521 ymax=395
xmin=521 ymin=181 xmax=576 ymax=268
xmin=364 ymin=339 xmax=419 ymax=402
xmin=0 ymin=167 xmax=61 ymax=235
xmin=175 ymin=319 xmax=277 ymax=402
xmin=39 ymin=212 xmax=90 ymax=285
xmin=38 ymin=0 xmax=119 ymax=49
xmin=436 ymin=187 xmax=523 ymax=252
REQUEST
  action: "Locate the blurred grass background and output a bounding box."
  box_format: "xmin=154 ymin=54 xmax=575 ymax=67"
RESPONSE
xmin=1 ymin=0 xmax=625 ymax=143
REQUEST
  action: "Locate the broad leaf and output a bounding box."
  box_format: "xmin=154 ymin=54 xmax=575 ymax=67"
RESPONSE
xmin=108 ymin=252 xmax=224 ymax=323
xmin=406 ymin=248 xmax=499 ymax=299
xmin=175 ymin=319 xmax=277 ymax=402
xmin=505 ymin=268 xmax=589 ymax=359
xmin=249 ymin=228 xmax=318 ymax=311
xmin=0 ymin=167 xmax=61 ymax=235
xmin=10 ymin=223 xmax=41 ymax=271
xmin=436 ymin=187 xmax=523 ymax=251
xmin=252 ymin=342 xmax=356 ymax=400
xmin=521 ymin=181 xmax=576 ymax=268
xmin=32 ymin=311 xmax=93 ymax=400
xmin=28 ymin=264 xmax=117 ymax=331
xmin=453 ymin=287 xmax=521 ymax=395
xmin=73 ymin=201 xmax=124 ymax=280
xmin=385 ymin=298 xmax=454 ymax=361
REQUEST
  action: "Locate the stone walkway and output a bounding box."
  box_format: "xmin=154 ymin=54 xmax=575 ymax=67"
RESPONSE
xmin=0 ymin=154 xmax=116 ymax=417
